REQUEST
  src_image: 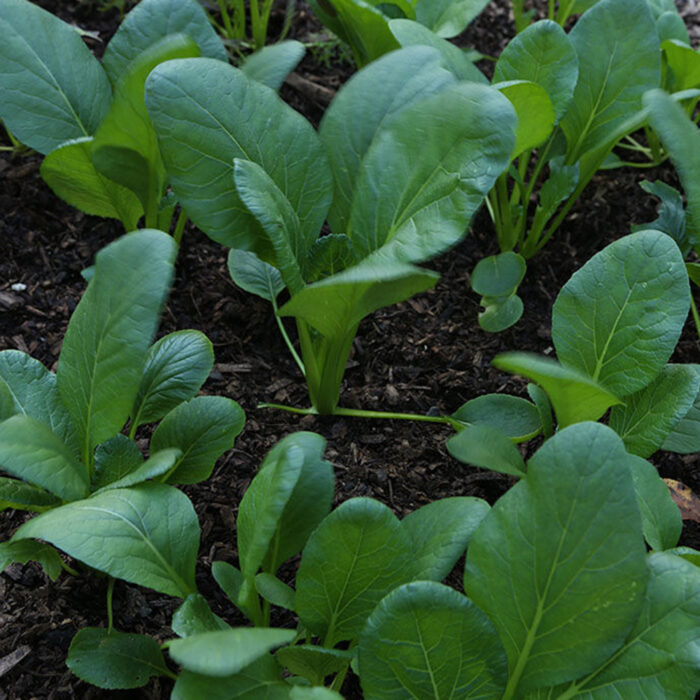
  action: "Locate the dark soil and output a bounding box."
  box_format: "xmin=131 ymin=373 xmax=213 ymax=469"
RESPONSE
xmin=1 ymin=1 xmax=699 ymax=698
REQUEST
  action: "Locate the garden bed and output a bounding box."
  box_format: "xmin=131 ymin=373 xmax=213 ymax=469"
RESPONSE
xmin=1 ymin=0 xmax=699 ymax=697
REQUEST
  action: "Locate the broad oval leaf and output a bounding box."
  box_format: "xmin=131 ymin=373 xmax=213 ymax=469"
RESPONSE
xmin=478 ymin=294 xmax=525 ymax=333
xmin=168 ymin=628 xmax=296 ymax=677
xmin=40 ymin=137 xmax=143 ymax=231
xmin=415 ymin=0 xmax=491 ymax=37
xmin=67 ymin=628 xmax=169 ymax=690
xmin=131 ymin=330 xmax=214 ymax=430
xmin=93 ymin=448 xmax=182 ymax=493
xmin=13 ymin=484 xmax=199 ymax=597
xmin=145 ymin=58 xmax=332 ymax=254
xmin=471 ymin=252 xmax=526 ymax=298
xmin=150 ymin=396 xmax=245 ymax=484
xmin=402 ymin=497 xmax=490 ymax=581
xmin=359 ymin=581 xmax=507 ymax=699
xmin=296 ymin=497 xmax=414 ymax=646
xmin=552 ymin=230 xmax=690 ymax=397
xmin=493 ymin=20 xmax=578 ymax=124
xmin=0 ymin=415 xmax=88 ymax=501
xmin=0 ymin=0 xmax=111 ymax=154
xmin=447 ymin=424 xmax=527 ymax=477
xmin=57 ymin=230 xmax=177 ymax=461
xmin=663 ymin=367 xmax=700 ymax=454
xmin=561 ymin=0 xmax=660 ymax=161
xmin=172 ymin=593 xmax=230 ymax=638
xmin=241 ymin=41 xmax=305 ymax=91
xmin=102 ymin=0 xmax=227 ymax=82
xmin=228 ymin=249 xmax=285 ymax=302
xmin=451 ymin=392 xmax=540 ymax=440
xmin=465 ymin=423 xmax=648 ymax=694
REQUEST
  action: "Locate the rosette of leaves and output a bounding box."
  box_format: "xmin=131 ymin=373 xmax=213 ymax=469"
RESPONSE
xmin=0 ymin=230 xmax=245 ymax=593
xmin=0 ymin=0 xmax=304 ymax=234
xmin=145 ymin=46 xmax=517 ymax=414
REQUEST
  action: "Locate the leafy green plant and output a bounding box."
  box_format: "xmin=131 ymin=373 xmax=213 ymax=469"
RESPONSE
xmin=0 ymin=229 xmax=245 ymax=590
xmin=145 ymin=46 xmax=517 ymax=416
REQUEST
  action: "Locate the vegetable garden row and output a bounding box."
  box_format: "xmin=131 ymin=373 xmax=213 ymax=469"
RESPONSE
xmin=1 ymin=0 xmax=699 ymax=697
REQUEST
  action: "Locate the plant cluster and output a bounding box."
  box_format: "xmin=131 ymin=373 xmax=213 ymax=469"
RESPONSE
xmin=1 ymin=0 xmax=700 ymax=697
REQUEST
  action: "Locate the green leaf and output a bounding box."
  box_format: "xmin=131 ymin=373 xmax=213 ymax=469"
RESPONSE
xmin=531 ymin=156 xmax=579 ymax=234
xmin=92 ymin=434 xmax=144 ymax=490
xmin=172 ymin=594 xmax=230 ymax=638
xmin=228 ymin=249 xmax=285 ymax=302
xmin=663 ymin=366 xmax=700 ymax=453
xmin=40 ymin=137 xmax=143 ymax=230
xmin=290 ymin=687 xmax=344 ymax=700
xmin=415 ymin=0 xmax=491 ymax=37
xmin=131 ymin=330 xmax=214 ymax=430
xmin=668 ymin=546 xmax=700 ymax=567
xmin=275 ymin=646 xmax=352 ymax=686
xmin=0 ymin=540 xmax=63 ymax=580
xmin=146 ymin=59 xmax=332 ymax=254
xmin=609 ymin=364 xmax=700 ymax=457
xmin=401 ymin=497 xmax=490 ymax=581
xmin=57 ymin=230 xmax=176 ymax=461
xmin=150 ymin=396 xmax=245 ymax=484
xmin=632 ymin=180 xmax=689 ymax=254
xmin=495 ymin=81 xmax=556 ymax=158
xmin=663 ymin=39 xmax=700 ymax=91
xmin=645 ymin=89 xmax=700 ymax=241
xmin=0 ymin=0 xmax=111 ymax=154
xmin=388 ymin=20 xmax=488 ymax=83
xmin=0 ymin=382 xmax=15 ymax=422
xmin=528 ymin=383 xmax=554 ymax=438
xmin=465 ymin=423 xmax=648 ymax=694
xmin=493 ymin=353 xmax=622 ymax=427
xmin=447 ymin=424 xmax=527 ymax=477
xmin=67 ymin=628 xmax=169 ymax=689
xmin=358 ymin=581 xmax=507 ymax=699
xmin=255 ymin=573 xmax=296 ymax=611
xmin=320 ymin=46 xmax=456 ymax=234
xmin=296 ymin=497 xmax=413 ymax=646
xmin=628 ymin=456 xmax=682 ymax=551
xmin=233 ymin=159 xmax=306 ymax=296
xmin=93 ymin=448 xmax=181 ymax=493
xmin=0 ymin=477 xmax=60 ymax=513
xmin=347 ymin=82 xmax=516 ymax=262
xmin=552 ymin=231 xmax=690 ymax=397
xmin=13 ymin=484 xmax=198 ymax=597
xmin=561 ymin=0 xmax=660 ymax=161
xmin=451 ymin=393 xmax=541 ymax=441
xmin=493 ymin=20 xmax=578 ymax=124
xmin=305 ymin=235 xmax=357 ymax=282
xmin=212 ymin=562 xmax=249 ymax=619
xmin=656 ymin=11 xmax=689 ymax=44
xmin=478 ymin=295 xmax=524 ymax=333
xmin=169 ymin=628 xmax=296 ymax=677
xmin=0 ymin=350 xmax=78 ymax=453
xmin=0 ymin=416 xmax=88 ymax=501
xmin=241 ymin=41 xmax=305 ymax=91
xmin=102 ymin=0 xmax=227 ymax=82
xmin=471 ymin=252 xmax=526 ymax=297
xmin=569 ymin=552 xmax=700 ymax=696
xmin=93 ymin=34 xmax=200 ymax=217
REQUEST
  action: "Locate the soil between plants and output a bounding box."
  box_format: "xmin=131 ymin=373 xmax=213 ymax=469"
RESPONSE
xmin=1 ymin=1 xmax=700 ymax=697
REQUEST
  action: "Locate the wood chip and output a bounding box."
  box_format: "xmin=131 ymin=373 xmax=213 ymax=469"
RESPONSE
xmin=0 ymin=645 xmax=31 ymax=679
xmin=664 ymin=479 xmax=700 ymax=523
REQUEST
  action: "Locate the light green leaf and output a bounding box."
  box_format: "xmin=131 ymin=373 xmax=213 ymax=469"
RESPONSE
xmin=528 ymin=383 xmax=554 ymax=438
xmin=0 ymin=540 xmax=63 ymax=580
xmin=320 ymin=46 xmax=456 ymax=235
xmin=150 ymin=396 xmax=245 ymax=484
xmin=275 ymin=646 xmax=352 ymax=686
xmin=13 ymin=484 xmax=198 ymax=597
xmin=169 ymin=628 xmax=295 ymax=677
xmin=628 ymin=456 xmax=682 ymax=551
xmin=347 ymin=82 xmax=516 ymax=262
xmin=663 ymin=366 xmax=700 ymax=453
xmin=0 ymin=477 xmax=60 ymax=513
xmin=451 ymin=393 xmax=541 ymax=440
xmin=402 ymin=497 xmax=490 ymax=581
xmin=552 ymin=231 xmax=690 ymax=397
xmin=241 ymin=41 xmax=305 ymax=91
xmin=0 ymin=416 xmax=88 ymax=501
xmin=296 ymin=497 xmax=413 ymax=646
xmin=131 ymin=330 xmax=214 ymax=430
xmin=388 ymin=20 xmax=487 ymax=83
xmin=102 ymin=0 xmax=227 ymax=82
xmin=663 ymin=39 xmax=700 ymax=91
xmin=212 ymin=561 xmax=249 ymax=619
xmin=145 ymin=59 xmax=332 ymax=254
xmin=359 ymin=581 xmax=507 ymax=699
xmin=561 ymin=0 xmax=660 ymax=161
xmin=92 ymin=434 xmax=143 ymax=490
xmin=0 ymin=0 xmax=111 ymax=154
xmin=255 ymin=574 xmax=296 ymax=611
xmin=471 ymin=252 xmax=526 ymax=298
xmin=465 ymin=423 xmax=648 ymax=694
xmin=493 ymin=20 xmax=578 ymax=123
xmin=40 ymin=137 xmax=143 ymax=230
xmin=67 ymin=628 xmax=169 ymax=689
xmin=57 ymin=230 xmax=176 ymax=461
xmin=492 ymin=353 xmax=622 ymax=427
xmin=447 ymin=424 xmax=527 ymax=477
xmin=609 ymin=364 xmax=700 ymax=457
xmin=172 ymin=594 xmax=230 ymax=638
xmin=93 ymin=448 xmax=181 ymax=493
xmin=415 ymin=0 xmax=491 ymax=37
xmin=478 ymin=294 xmax=524 ymax=333
xmin=228 ymin=249 xmax=285 ymax=302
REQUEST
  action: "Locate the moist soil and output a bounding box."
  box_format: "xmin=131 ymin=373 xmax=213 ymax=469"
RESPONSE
xmin=1 ymin=1 xmax=700 ymax=697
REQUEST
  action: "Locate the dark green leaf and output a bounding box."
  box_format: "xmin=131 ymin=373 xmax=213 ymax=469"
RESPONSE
xmin=0 ymin=477 xmax=60 ymax=513
xmin=0 ymin=540 xmax=63 ymax=580
xmin=241 ymin=41 xmax=305 ymax=91
xmin=447 ymin=424 xmax=527 ymax=477
xmin=451 ymin=393 xmax=540 ymax=440
xmin=172 ymin=594 xmax=230 ymax=638
xmin=275 ymin=645 xmax=352 ymax=686
xmin=471 ymin=252 xmax=526 ymax=297
xmin=478 ymin=294 xmax=525 ymax=333
xmin=255 ymin=573 xmax=296 ymax=611
xmin=228 ymin=249 xmax=285 ymax=302
xmin=92 ymin=434 xmax=143 ymax=490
